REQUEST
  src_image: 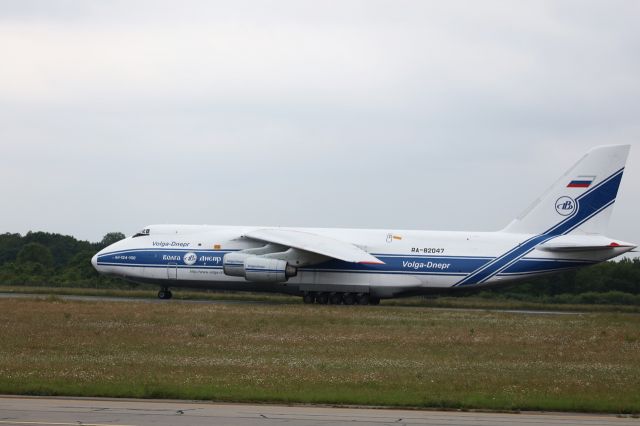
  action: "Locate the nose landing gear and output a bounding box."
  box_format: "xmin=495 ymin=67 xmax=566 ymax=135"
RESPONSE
xmin=158 ymin=288 xmax=173 ymax=300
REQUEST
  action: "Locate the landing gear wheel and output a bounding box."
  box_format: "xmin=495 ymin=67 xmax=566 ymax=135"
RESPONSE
xmin=369 ymin=297 xmax=381 ymax=305
xmin=342 ymin=293 xmax=355 ymax=305
xmin=303 ymin=293 xmax=315 ymax=304
xmin=329 ymin=293 xmax=343 ymax=305
xmin=316 ymin=293 xmax=329 ymax=304
xmin=158 ymin=288 xmax=172 ymax=300
xmin=356 ymin=294 xmax=370 ymax=305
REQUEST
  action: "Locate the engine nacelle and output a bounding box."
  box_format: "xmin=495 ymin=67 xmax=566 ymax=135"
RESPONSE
xmin=244 ymin=257 xmax=296 ymax=282
xmin=222 ymin=252 xmax=252 ymax=277
xmin=222 ymin=253 xmax=297 ymax=283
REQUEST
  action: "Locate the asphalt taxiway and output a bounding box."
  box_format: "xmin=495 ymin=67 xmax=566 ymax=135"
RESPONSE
xmin=0 ymin=397 xmax=637 ymax=426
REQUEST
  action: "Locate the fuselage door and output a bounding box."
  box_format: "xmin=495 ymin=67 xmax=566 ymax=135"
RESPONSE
xmin=167 ymin=262 xmax=178 ymax=280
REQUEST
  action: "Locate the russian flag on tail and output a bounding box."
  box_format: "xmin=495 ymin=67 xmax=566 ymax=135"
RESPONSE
xmin=567 ymin=175 xmax=596 ymax=188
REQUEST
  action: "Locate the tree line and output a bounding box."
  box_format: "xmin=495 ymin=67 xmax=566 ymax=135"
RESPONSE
xmin=0 ymin=231 xmax=639 ymax=303
xmin=0 ymin=231 xmax=128 ymax=288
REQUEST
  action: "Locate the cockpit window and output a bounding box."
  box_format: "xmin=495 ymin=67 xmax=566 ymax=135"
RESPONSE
xmin=132 ymin=228 xmax=150 ymax=238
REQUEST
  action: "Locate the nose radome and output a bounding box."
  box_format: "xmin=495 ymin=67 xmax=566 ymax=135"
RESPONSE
xmin=91 ymin=253 xmax=98 ymax=270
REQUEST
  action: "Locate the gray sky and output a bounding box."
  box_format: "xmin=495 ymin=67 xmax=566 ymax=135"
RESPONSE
xmin=1 ymin=0 xmax=638 ymax=244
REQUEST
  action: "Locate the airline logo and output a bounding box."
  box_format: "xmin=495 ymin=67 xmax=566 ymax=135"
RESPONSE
xmin=567 ymin=175 xmax=596 ymax=188
xmin=183 ymin=252 xmax=198 ymax=265
xmin=555 ymin=196 xmax=576 ymax=216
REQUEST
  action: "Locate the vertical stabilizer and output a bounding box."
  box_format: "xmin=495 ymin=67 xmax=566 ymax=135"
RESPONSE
xmin=503 ymin=145 xmax=630 ymax=236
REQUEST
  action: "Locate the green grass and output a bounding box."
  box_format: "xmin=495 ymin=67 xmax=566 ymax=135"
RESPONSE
xmin=0 ymin=298 xmax=639 ymax=413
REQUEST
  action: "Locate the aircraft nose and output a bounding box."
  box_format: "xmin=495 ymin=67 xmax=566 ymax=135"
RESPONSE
xmin=91 ymin=253 xmax=98 ymax=270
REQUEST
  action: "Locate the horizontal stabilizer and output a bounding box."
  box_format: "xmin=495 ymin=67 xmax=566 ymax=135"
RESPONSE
xmin=537 ymin=235 xmax=636 ymax=252
xmin=243 ymin=228 xmax=385 ymax=265
xmin=540 ymin=244 xmax=631 ymax=252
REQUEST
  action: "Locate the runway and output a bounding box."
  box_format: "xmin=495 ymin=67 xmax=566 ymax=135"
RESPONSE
xmin=0 ymin=292 xmax=584 ymax=315
xmin=0 ymin=292 xmax=269 ymax=305
xmin=0 ymin=397 xmax=637 ymax=426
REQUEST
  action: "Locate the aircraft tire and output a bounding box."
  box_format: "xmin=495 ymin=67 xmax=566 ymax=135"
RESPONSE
xmin=316 ymin=293 xmax=329 ymax=304
xmin=369 ymin=297 xmax=381 ymax=305
xmin=329 ymin=293 xmax=342 ymax=305
xmin=158 ymin=288 xmax=172 ymax=300
xmin=356 ymin=294 xmax=370 ymax=305
xmin=303 ymin=293 xmax=315 ymax=304
xmin=342 ymin=293 xmax=355 ymax=305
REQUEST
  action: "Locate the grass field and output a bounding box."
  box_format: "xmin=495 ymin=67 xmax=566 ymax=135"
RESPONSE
xmin=0 ymin=298 xmax=639 ymax=413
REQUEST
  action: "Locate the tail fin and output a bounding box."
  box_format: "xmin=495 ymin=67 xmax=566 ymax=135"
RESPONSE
xmin=503 ymin=145 xmax=630 ymax=236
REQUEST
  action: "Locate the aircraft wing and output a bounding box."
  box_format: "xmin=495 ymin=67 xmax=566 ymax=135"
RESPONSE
xmin=243 ymin=228 xmax=385 ymax=265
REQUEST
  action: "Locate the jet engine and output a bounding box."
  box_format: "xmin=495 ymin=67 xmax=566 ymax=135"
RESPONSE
xmin=223 ymin=252 xmax=297 ymax=283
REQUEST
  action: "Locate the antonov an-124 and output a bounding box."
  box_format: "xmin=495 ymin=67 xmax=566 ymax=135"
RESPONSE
xmin=92 ymin=145 xmax=635 ymax=305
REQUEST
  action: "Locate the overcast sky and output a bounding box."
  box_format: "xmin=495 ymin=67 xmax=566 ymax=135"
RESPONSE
xmin=0 ymin=0 xmax=638 ymax=245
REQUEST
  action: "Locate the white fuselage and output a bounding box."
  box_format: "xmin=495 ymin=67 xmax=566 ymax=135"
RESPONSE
xmin=92 ymin=224 xmax=631 ymax=298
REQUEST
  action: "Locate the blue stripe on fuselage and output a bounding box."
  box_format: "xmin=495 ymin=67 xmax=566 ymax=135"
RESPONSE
xmin=97 ymin=250 xmax=228 ymax=268
xmin=97 ymin=250 xmax=491 ymax=275
xmin=97 ymin=250 xmax=593 ymax=278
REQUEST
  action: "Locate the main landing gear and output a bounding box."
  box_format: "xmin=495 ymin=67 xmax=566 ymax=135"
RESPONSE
xmin=302 ymin=292 xmax=380 ymax=306
xmin=158 ymin=288 xmax=173 ymax=300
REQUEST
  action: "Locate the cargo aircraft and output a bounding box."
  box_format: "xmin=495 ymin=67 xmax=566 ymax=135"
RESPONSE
xmin=92 ymin=145 xmax=635 ymax=305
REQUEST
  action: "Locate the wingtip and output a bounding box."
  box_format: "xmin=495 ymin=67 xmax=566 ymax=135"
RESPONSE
xmin=359 ymin=260 xmax=385 ymax=265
